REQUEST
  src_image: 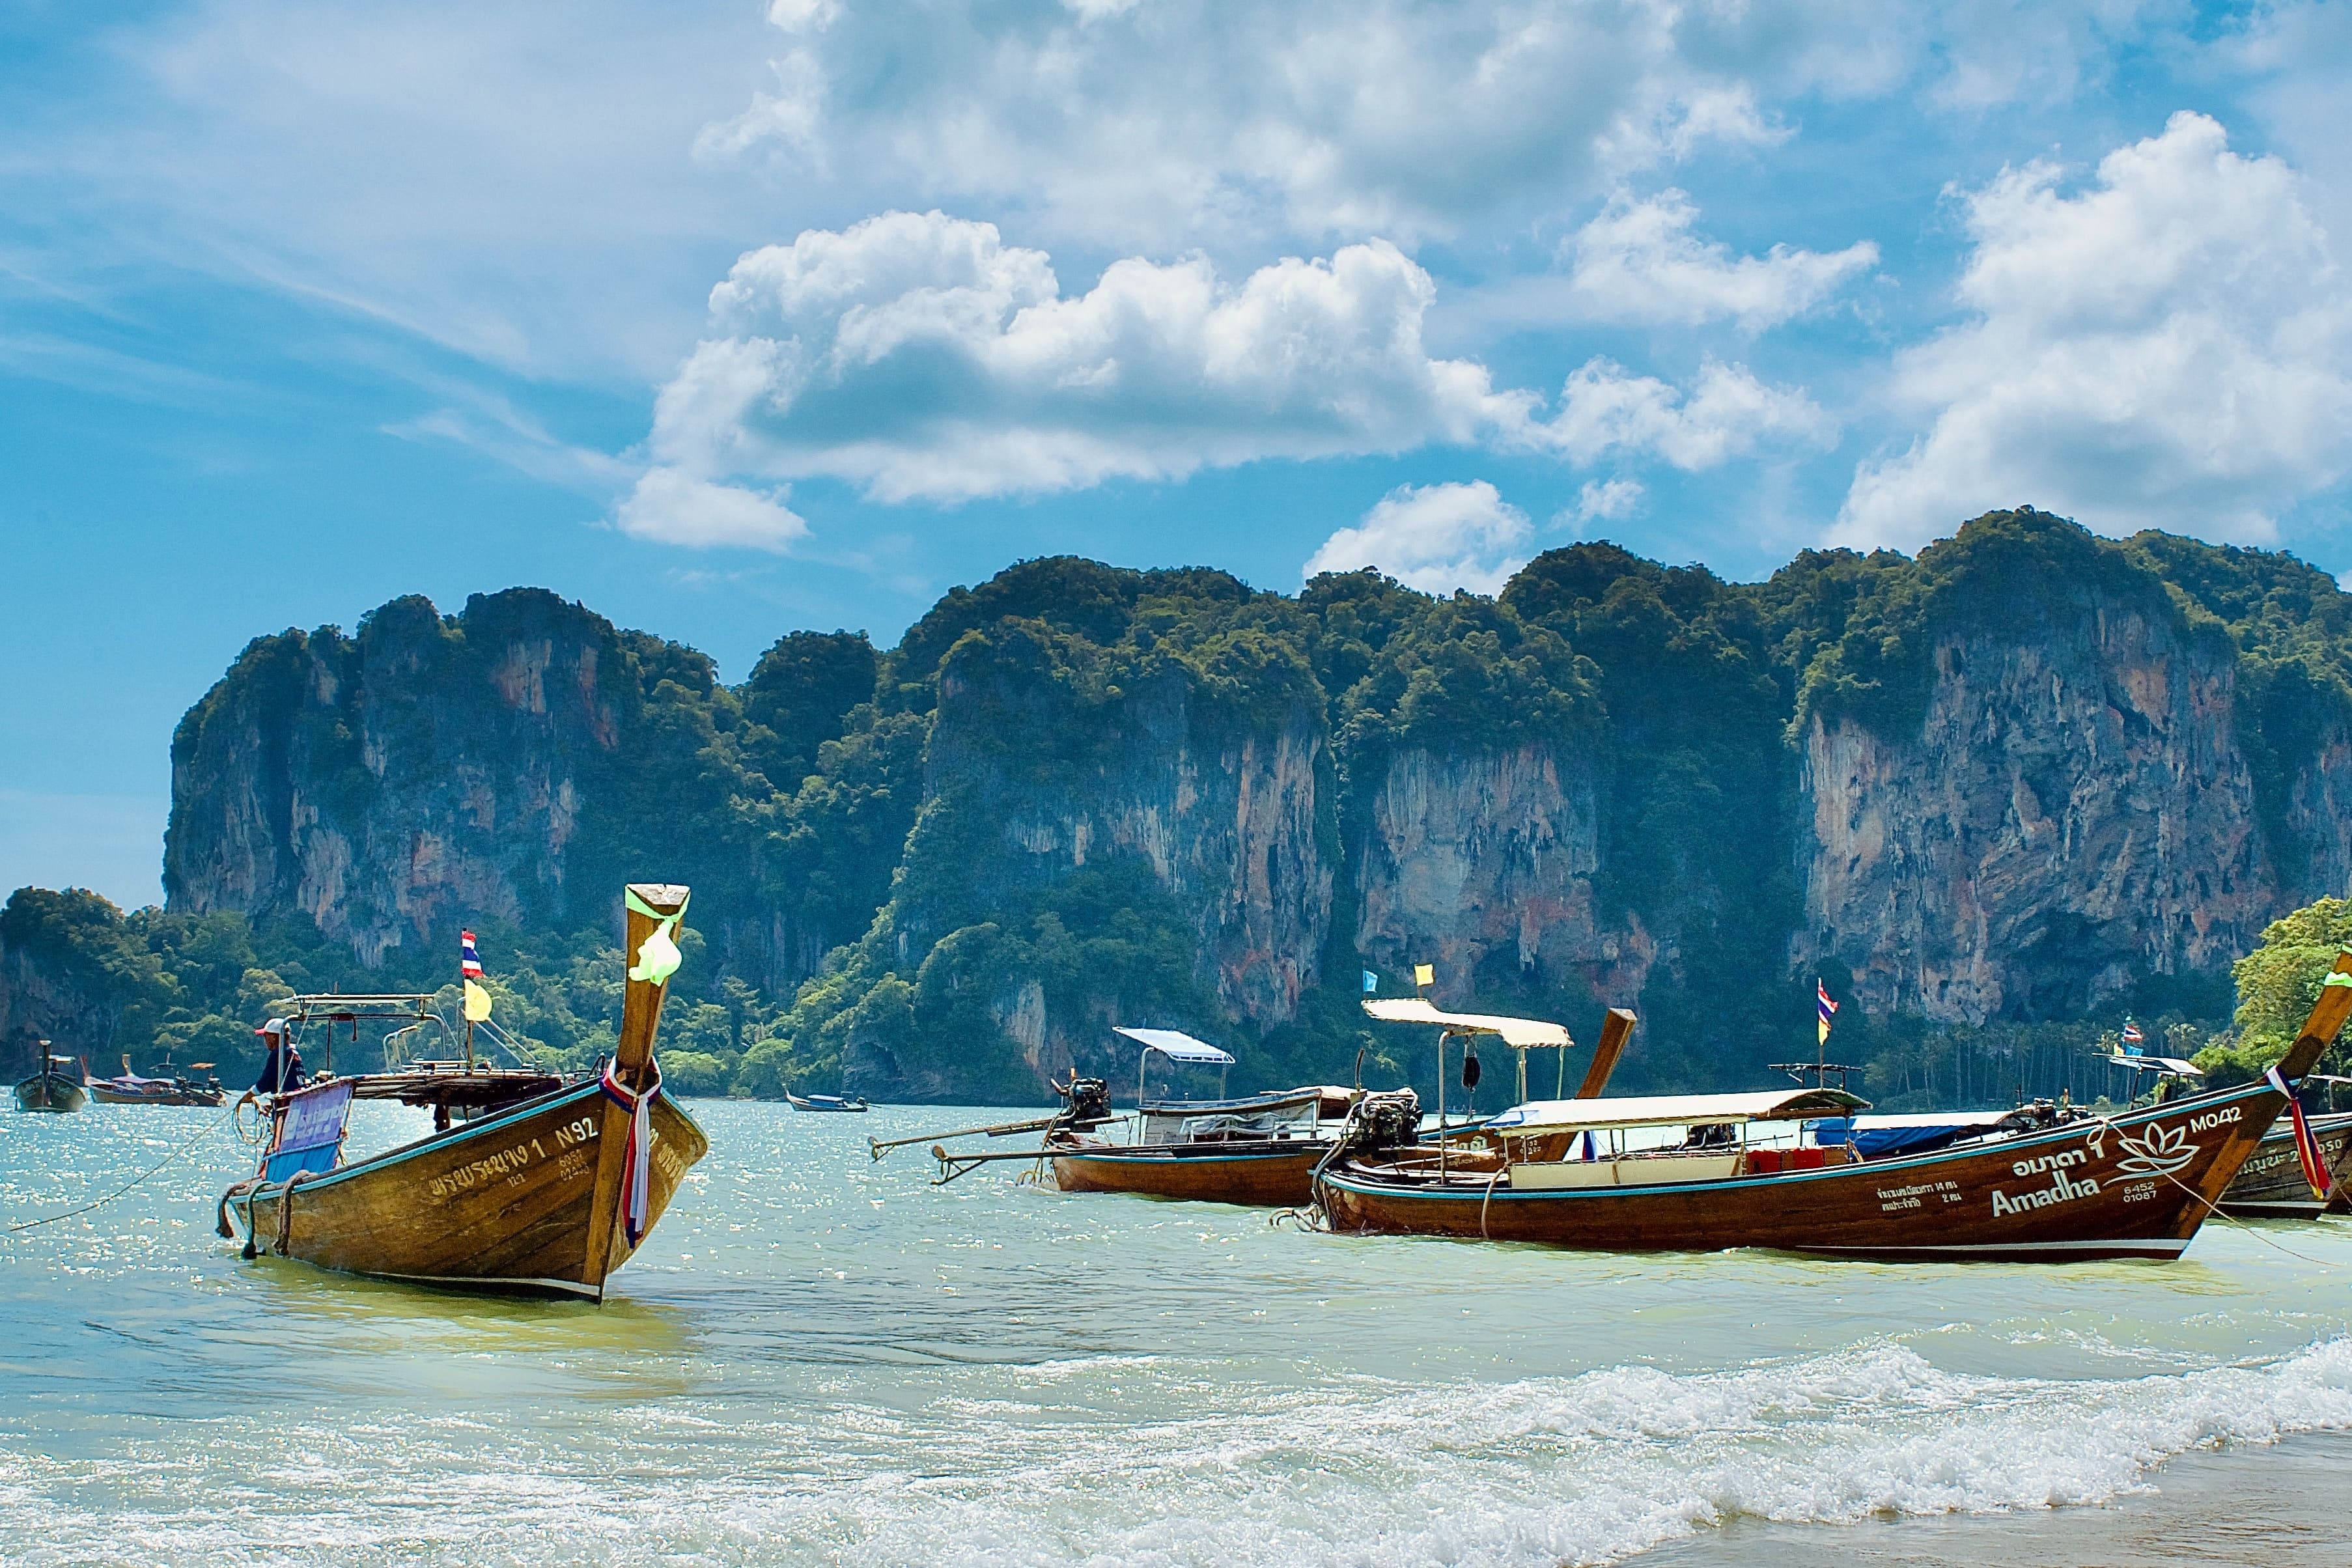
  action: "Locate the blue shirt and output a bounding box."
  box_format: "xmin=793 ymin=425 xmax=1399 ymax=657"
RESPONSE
xmin=253 ymin=1044 xmax=305 ymax=1095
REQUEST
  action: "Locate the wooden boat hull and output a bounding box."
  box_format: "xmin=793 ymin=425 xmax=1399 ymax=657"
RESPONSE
xmin=13 ymin=1072 xmax=87 ymax=1113
xmin=89 ymin=1082 xmax=223 ymax=1107
xmin=786 ymin=1094 xmax=869 ymax=1112
xmin=1052 ymin=1140 xmax=1330 ymax=1206
xmin=223 ymin=1082 xmax=707 ymax=1299
xmin=1320 ymin=1078 xmax=2287 ymax=1263
xmin=2216 ymin=1109 xmax=2352 ymax=1218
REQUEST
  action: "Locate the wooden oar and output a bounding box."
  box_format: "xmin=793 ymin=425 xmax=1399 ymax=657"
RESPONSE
xmin=1575 ymin=1009 xmax=1636 ymax=1098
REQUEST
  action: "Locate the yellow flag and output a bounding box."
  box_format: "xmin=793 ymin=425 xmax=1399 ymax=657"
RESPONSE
xmin=463 ymin=979 xmax=493 ymax=1022
xmin=1414 ymin=963 xmax=1435 ymax=988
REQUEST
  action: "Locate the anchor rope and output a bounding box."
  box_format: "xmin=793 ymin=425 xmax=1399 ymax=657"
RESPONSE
xmin=2146 ymin=1156 xmax=2338 ymax=1268
xmin=7 ymin=1102 xmax=238 ymax=1235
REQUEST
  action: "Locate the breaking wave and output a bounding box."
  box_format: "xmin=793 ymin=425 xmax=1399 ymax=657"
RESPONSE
xmin=10 ymin=1336 xmax=2352 ymax=1566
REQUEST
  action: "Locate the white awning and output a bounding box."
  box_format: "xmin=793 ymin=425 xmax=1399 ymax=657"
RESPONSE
xmin=2108 ymin=1053 xmax=2203 ymax=1076
xmin=1361 ymin=998 xmax=1571 ymax=1048
xmin=1483 ymin=1086 xmax=1868 ymax=1132
xmin=1114 ymin=1027 xmax=1235 ymax=1065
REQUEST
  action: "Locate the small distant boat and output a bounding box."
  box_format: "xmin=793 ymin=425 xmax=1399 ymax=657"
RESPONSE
xmin=13 ymin=1046 xmax=87 ymax=1113
xmin=787 ymin=1092 xmax=870 ymax=1113
xmin=87 ymin=1054 xmax=225 ymax=1107
xmin=217 ymin=884 xmax=708 ymax=1301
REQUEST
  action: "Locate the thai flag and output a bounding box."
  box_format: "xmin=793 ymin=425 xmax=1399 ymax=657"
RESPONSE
xmin=2121 ymin=1020 xmax=2144 ymax=1054
xmin=1816 ymin=980 xmax=1837 ymax=1044
xmin=460 ymin=930 xmax=483 ymax=979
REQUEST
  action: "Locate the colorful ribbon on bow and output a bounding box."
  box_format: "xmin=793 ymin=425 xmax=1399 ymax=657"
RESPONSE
xmin=2266 ymin=1065 xmax=2332 ymax=1201
xmin=600 ymin=1058 xmax=661 ymax=1247
xmin=624 ymin=887 xmax=687 ymax=985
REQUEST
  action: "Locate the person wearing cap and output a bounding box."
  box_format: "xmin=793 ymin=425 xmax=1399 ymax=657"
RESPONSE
xmin=242 ymin=1017 xmax=306 ymax=1102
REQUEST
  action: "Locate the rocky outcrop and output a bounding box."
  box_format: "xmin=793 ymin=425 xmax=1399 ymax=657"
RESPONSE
xmin=2280 ymin=727 xmax=2352 ymax=906
xmin=1354 ymin=744 xmax=1648 ymax=1003
xmin=1796 ymin=604 xmax=2271 ymax=1022
xmin=144 ymin=514 xmax=2352 ymax=1099
xmin=901 ymin=634 xmax=1335 ymax=1073
xmin=165 ymin=592 xmax=639 ymax=963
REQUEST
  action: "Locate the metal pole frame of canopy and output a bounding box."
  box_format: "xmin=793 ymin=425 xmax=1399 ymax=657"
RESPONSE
xmin=1113 ymin=1026 xmax=1236 ymax=1108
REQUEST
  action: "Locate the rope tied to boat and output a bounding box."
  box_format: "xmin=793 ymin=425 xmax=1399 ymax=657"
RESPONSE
xmin=600 ymin=1057 xmax=661 ymax=1246
xmin=7 ymin=1101 xmax=238 ymax=1236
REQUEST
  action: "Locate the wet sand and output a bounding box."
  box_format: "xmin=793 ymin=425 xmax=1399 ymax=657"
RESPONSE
xmin=1637 ymin=1430 xmax=2352 ymax=1567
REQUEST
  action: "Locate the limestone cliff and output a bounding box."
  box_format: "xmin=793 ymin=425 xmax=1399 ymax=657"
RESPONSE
xmin=130 ymin=511 xmax=2352 ymax=1100
xmin=1354 ymin=745 xmax=1626 ymax=1002
xmin=871 ymin=612 xmax=1336 ymax=1087
xmin=1796 ymin=611 xmax=2269 ymax=1022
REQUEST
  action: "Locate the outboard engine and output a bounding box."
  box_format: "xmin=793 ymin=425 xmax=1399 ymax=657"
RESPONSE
xmin=1336 ymin=1088 xmax=1423 ymax=1156
xmin=1056 ymin=1076 xmax=1113 ymax=1128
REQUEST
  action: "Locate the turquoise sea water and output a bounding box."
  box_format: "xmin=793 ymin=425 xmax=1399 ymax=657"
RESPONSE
xmin=5 ymin=1099 xmax=2352 ymax=1565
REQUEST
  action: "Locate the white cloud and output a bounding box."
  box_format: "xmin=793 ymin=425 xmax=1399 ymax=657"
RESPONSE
xmin=648 ymin=211 xmax=1526 ymax=501
xmin=1835 ymin=112 xmax=2352 ymax=550
xmin=18 ymin=2 xmax=779 ymax=378
xmin=1528 ymin=357 xmax=1836 ymax=469
xmin=1573 ymin=477 xmax=1645 ymax=523
xmin=1561 ymin=188 xmax=1878 ymax=330
xmin=1304 ymin=481 xmax=1530 ymax=596
xmin=614 ymin=468 xmax=807 ymax=552
xmin=692 ymin=4 xmax=2176 ymax=253
xmin=643 ymin=211 xmax=1833 ymax=503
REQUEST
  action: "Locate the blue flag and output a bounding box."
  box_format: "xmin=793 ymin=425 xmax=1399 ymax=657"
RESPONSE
xmin=1362 ymin=970 xmax=1378 ymax=994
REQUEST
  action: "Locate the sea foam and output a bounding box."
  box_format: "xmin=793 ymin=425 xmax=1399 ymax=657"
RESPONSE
xmin=12 ymin=1336 xmax=2351 ymax=1567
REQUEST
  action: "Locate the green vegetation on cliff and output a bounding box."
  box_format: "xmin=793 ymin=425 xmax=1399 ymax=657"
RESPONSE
xmin=14 ymin=509 xmax=2352 ymax=1106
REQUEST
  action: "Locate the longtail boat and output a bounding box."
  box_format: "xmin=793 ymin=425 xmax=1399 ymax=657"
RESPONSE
xmin=12 ymin=1047 xmax=87 ymax=1113
xmin=903 ymin=1012 xmax=1627 ymax=1207
xmin=886 ymin=1028 xmax=1351 ymax=1205
xmin=87 ymin=1055 xmax=225 ymax=1107
xmin=216 ymin=885 xmax=707 ymax=1300
xmin=1031 ymin=1028 xmax=1339 ymax=1205
xmin=787 ymin=1091 xmax=870 ymax=1113
xmin=1313 ymin=960 xmax=2352 ymax=1262
xmin=2218 ymin=1106 xmax=2352 ymax=1218
xmin=1812 ymin=1057 xmax=2352 ymax=1220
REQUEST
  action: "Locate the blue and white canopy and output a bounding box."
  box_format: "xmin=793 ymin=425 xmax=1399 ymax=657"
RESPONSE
xmin=1113 ymin=1026 xmax=1235 ymax=1065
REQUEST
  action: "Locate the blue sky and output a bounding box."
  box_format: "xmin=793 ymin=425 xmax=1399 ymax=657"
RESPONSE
xmin=5 ymin=1 xmax=2352 ymax=909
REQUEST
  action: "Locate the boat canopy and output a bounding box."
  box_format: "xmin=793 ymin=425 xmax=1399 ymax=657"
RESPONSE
xmin=1485 ymin=1085 xmax=1867 ymax=1132
xmin=1115 ymin=1027 xmax=1235 ymax=1065
xmin=2109 ymin=1052 xmax=2203 ymax=1076
xmin=1804 ymin=1110 xmax=2015 ymax=1158
xmin=1361 ymin=998 xmax=1571 ymax=1048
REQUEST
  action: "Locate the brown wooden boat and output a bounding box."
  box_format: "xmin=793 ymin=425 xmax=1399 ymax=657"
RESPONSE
xmin=2217 ymin=1108 xmax=2352 ymax=1218
xmin=909 ymin=1010 xmax=1632 ymax=1207
xmin=216 ymin=884 xmax=707 ymax=1300
xmin=903 ymin=1026 xmax=1358 ymax=1206
xmin=12 ymin=1047 xmax=87 ymax=1113
xmin=1046 ymin=1084 xmax=1358 ymax=1205
xmin=87 ymin=1054 xmax=225 ymax=1107
xmin=1315 ymin=960 xmax=2352 ymax=1262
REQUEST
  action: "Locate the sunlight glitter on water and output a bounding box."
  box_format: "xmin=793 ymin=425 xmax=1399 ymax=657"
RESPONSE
xmin=5 ymin=1100 xmax=2352 ymax=1565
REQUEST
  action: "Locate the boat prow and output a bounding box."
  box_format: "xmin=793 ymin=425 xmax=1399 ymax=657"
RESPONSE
xmin=13 ymin=1048 xmax=88 ymax=1113
xmin=217 ymin=883 xmax=709 ymax=1302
